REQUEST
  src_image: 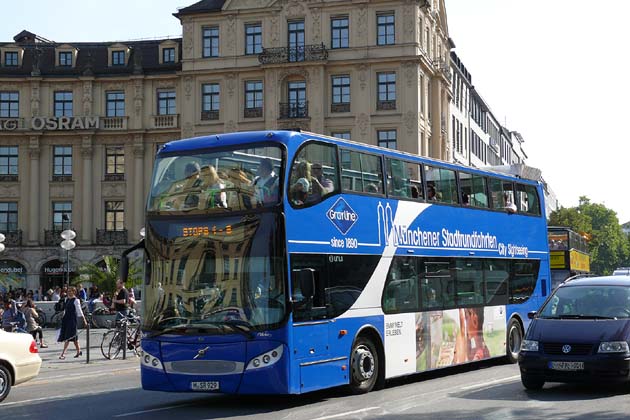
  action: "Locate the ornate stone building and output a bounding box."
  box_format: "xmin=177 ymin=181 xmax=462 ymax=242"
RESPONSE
xmin=0 ymin=0 xmax=454 ymax=292
xmin=0 ymin=30 xmax=182 ymax=291
xmin=175 ymin=0 xmax=452 ymax=157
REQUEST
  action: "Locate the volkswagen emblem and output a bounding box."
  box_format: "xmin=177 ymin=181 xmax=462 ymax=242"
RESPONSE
xmin=562 ymin=344 xmax=572 ymax=354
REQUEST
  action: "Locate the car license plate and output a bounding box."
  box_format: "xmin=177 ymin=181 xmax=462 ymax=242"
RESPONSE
xmin=548 ymin=361 xmax=584 ymax=371
xmin=191 ymin=381 xmax=219 ymax=391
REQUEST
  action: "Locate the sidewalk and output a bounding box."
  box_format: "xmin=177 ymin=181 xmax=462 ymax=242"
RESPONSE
xmin=37 ymin=328 xmax=139 ymax=371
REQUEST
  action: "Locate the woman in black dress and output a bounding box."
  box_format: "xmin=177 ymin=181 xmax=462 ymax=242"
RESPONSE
xmin=57 ymin=286 xmax=87 ymax=359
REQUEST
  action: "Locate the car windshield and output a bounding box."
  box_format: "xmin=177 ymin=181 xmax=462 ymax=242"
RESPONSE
xmin=148 ymin=145 xmax=283 ymax=214
xmin=539 ymin=285 xmax=630 ymax=319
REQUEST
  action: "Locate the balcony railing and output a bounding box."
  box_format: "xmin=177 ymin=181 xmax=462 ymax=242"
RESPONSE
xmin=44 ymin=229 xmax=78 ymax=246
xmin=52 ymin=174 xmax=73 ymax=182
xmin=244 ymin=107 xmax=263 ymax=118
xmin=2 ymin=230 xmax=22 ymax=247
xmin=104 ymin=173 xmax=125 ymax=181
xmin=152 ymin=114 xmax=179 ymax=129
xmin=376 ymin=100 xmax=397 ymax=111
xmin=259 ymin=44 xmax=328 ymax=65
xmin=100 ymin=116 xmax=128 ymax=130
xmin=201 ymin=110 xmax=220 ymax=121
xmin=331 ymin=103 xmax=350 ymax=113
xmin=0 ymin=174 xmax=18 ymax=182
xmin=279 ymin=101 xmax=309 ymax=119
xmin=0 ymin=118 xmax=25 ymax=131
xmin=96 ymin=229 xmax=128 ymax=245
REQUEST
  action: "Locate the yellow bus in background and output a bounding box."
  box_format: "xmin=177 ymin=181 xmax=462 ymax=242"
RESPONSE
xmin=548 ymin=226 xmax=590 ymax=288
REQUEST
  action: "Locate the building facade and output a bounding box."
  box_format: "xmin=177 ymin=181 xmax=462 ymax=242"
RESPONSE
xmin=0 ymin=0 xmax=455 ymax=292
xmin=0 ymin=31 xmax=182 ymax=291
xmin=176 ymin=0 xmax=452 ymax=158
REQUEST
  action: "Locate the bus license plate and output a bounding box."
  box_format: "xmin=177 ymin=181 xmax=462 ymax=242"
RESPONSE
xmin=191 ymin=381 xmax=219 ymax=391
xmin=549 ymin=361 xmax=584 ymax=371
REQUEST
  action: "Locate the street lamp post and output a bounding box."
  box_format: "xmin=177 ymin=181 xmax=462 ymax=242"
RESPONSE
xmin=60 ymin=229 xmax=76 ymax=287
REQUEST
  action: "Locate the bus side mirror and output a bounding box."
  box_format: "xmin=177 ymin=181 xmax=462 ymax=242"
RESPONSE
xmin=293 ymin=269 xmax=315 ymax=299
xmin=121 ymin=239 xmax=145 ymax=283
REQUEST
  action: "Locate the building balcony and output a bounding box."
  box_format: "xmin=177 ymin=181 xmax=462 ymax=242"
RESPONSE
xmin=44 ymin=229 xmax=78 ymax=246
xmin=100 ymin=116 xmax=128 ymax=130
xmin=244 ymin=107 xmax=263 ymax=118
xmin=96 ymin=229 xmax=128 ymax=246
xmin=104 ymin=173 xmax=125 ymax=181
xmin=331 ymin=103 xmax=350 ymax=113
xmin=0 ymin=118 xmax=26 ymax=131
xmin=0 ymin=174 xmax=18 ymax=182
xmin=259 ymin=44 xmax=328 ymax=65
xmin=152 ymin=114 xmax=179 ymax=129
xmin=201 ymin=110 xmax=220 ymax=121
xmin=3 ymin=230 xmax=22 ymax=247
xmin=52 ymin=175 xmax=72 ymax=182
xmin=279 ymin=101 xmax=309 ymax=119
xmin=376 ymin=100 xmax=396 ymax=111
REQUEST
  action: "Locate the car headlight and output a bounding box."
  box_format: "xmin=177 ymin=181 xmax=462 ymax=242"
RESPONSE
xmin=521 ymin=340 xmax=539 ymax=352
xmin=598 ymin=341 xmax=630 ymax=353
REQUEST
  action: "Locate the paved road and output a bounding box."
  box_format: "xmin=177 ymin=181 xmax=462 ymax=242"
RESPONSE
xmin=3 ymin=332 xmax=630 ymax=419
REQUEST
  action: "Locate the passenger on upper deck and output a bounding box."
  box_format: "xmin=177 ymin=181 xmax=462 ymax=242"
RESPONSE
xmin=252 ymin=158 xmax=279 ymax=206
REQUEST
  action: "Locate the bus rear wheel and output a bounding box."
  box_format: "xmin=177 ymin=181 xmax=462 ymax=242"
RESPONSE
xmin=506 ymin=318 xmax=523 ymax=364
xmin=349 ymin=336 xmax=379 ymax=394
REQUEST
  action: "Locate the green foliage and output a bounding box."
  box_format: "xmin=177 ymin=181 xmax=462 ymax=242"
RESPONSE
xmin=548 ymin=196 xmax=629 ymax=275
xmin=78 ymin=255 xmax=141 ymax=293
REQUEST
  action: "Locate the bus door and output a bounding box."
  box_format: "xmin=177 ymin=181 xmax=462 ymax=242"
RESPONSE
xmin=290 ymin=268 xmax=347 ymax=393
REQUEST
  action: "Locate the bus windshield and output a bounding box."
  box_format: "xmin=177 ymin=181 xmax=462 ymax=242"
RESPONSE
xmin=142 ymin=213 xmax=286 ymax=335
xmin=148 ymin=145 xmax=283 ymax=214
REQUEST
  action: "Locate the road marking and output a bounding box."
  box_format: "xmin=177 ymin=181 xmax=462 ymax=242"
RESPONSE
xmin=309 ymin=407 xmax=381 ymax=420
xmin=0 ymin=386 xmax=138 ymax=407
xmin=114 ymin=402 xmax=198 ymax=417
xmin=459 ymin=375 xmax=520 ymax=391
xmin=22 ymin=367 xmax=140 ymax=386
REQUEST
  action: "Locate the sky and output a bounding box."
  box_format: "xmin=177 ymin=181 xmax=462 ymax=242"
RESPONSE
xmin=2 ymin=0 xmax=628 ymax=222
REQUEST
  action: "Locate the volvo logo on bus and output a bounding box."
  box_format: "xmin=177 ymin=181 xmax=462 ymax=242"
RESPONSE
xmin=327 ymin=197 xmax=358 ymax=235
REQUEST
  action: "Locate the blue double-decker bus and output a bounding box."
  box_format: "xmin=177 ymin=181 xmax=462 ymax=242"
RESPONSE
xmin=123 ymin=130 xmax=550 ymax=395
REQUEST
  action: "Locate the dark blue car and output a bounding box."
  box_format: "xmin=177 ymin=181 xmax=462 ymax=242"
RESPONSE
xmin=518 ymin=276 xmax=630 ymax=390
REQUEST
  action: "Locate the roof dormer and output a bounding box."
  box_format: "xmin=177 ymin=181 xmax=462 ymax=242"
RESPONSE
xmin=107 ymin=43 xmax=130 ymax=67
xmin=55 ymin=44 xmax=78 ymax=68
xmin=159 ymin=40 xmax=179 ymax=64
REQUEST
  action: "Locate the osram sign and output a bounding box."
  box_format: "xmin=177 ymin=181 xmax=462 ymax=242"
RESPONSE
xmin=0 ymin=116 xmax=99 ymax=131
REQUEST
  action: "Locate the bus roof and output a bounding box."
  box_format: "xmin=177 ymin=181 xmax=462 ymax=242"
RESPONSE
xmin=158 ymin=130 xmax=541 ymax=185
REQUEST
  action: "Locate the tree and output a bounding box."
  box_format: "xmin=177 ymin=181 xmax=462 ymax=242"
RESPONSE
xmin=549 ymin=196 xmax=629 ymax=275
xmin=78 ymin=255 xmax=141 ymax=293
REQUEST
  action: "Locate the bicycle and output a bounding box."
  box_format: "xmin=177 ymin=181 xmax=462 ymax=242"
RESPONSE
xmin=100 ymin=314 xmax=141 ymax=360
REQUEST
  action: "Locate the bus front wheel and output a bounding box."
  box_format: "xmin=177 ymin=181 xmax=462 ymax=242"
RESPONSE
xmin=349 ymin=336 xmax=379 ymax=394
xmin=506 ymin=318 xmax=523 ymax=364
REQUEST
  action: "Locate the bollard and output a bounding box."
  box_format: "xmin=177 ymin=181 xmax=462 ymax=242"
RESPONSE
xmin=86 ymin=313 xmax=91 ymax=364
xmin=122 ymin=319 xmax=127 ymax=360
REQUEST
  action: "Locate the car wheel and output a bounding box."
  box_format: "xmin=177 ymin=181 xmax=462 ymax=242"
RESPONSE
xmin=521 ymin=374 xmax=544 ymax=390
xmin=506 ymin=318 xmax=522 ymax=364
xmin=349 ymin=336 xmax=380 ymax=394
xmin=0 ymin=364 xmax=12 ymax=403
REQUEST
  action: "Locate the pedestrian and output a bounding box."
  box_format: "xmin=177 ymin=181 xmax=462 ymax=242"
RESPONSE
xmin=111 ymin=279 xmax=129 ymax=321
xmin=57 ymin=286 xmax=87 ymax=359
xmin=22 ymin=299 xmax=47 ymax=348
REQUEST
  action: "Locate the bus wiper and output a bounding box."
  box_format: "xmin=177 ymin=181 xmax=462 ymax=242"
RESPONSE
xmin=148 ymin=324 xmax=197 ymax=338
xmin=224 ymin=320 xmax=255 ymax=339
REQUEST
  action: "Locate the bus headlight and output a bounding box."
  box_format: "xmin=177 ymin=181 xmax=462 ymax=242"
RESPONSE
xmin=141 ymin=348 xmax=164 ymax=370
xmin=521 ymin=340 xmax=539 ymax=352
xmin=246 ymin=345 xmax=283 ymax=371
xmin=598 ymin=341 xmax=629 ymax=353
